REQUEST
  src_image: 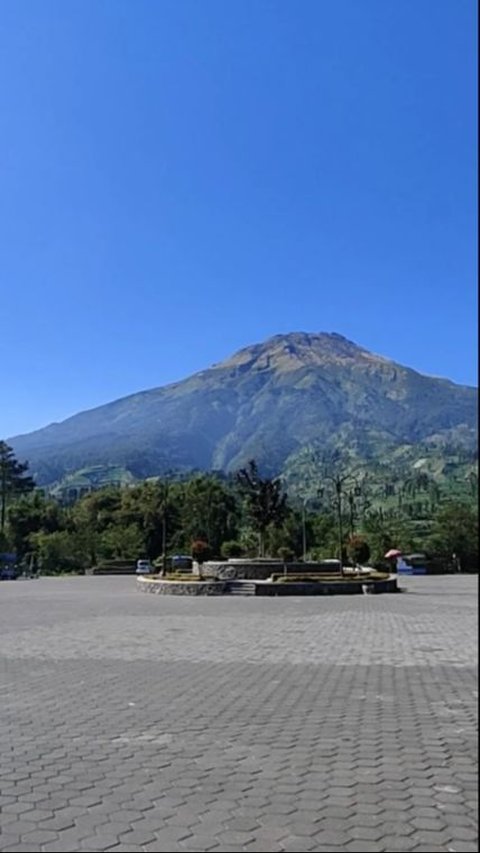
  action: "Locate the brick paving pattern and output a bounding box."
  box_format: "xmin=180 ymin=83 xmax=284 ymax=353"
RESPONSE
xmin=0 ymin=575 xmax=477 ymax=853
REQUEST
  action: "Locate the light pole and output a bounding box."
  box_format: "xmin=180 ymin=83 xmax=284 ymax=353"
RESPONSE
xmin=302 ymin=499 xmax=307 ymax=562
xmin=159 ymin=479 xmax=170 ymax=577
xmin=334 ymin=477 xmax=344 ymax=574
xmin=162 ymin=510 xmax=167 ymax=576
xmin=301 ymin=489 xmax=323 ymax=562
xmin=323 ymin=471 xmax=360 ymax=576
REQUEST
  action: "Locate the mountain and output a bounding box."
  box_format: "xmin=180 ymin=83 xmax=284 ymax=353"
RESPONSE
xmin=9 ymin=332 xmax=478 ymax=486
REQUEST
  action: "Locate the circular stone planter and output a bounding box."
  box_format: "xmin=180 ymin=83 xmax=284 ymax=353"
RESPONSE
xmin=137 ymin=574 xmax=399 ymax=596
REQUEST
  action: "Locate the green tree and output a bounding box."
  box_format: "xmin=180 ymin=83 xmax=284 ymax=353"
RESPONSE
xmin=7 ymin=492 xmax=64 ymax=557
xmin=119 ymin=479 xmax=180 ymax=568
xmin=309 ymin=510 xmax=338 ymax=559
xmin=467 ymin=471 xmax=478 ymax=498
xmin=0 ymin=441 xmax=35 ymax=533
xmin=265 ymin=507 xmax=309 ymax=559
xmin=429 ymin=502 xmax=478 ymax=571
xmin=180 ymin=475 xmax=238 ymax=555
xmin=71 ymin=488 xmax=123 ymax=565
xmin=30 ymin=530 xmax=86 ymax=574
xmin=236 ymin=460 xmax=288 ymax=556
xmin=362 ymin=509 xmax=415 ymax=564
xmin=99 ymin=523 xmax=145 ymax=560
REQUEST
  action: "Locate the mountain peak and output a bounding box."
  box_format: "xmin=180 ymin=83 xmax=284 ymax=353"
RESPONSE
xmin=219 ymin=331 xmax=373 ymax=373
xmin=264 ymin=331 xmax=361 ymax=349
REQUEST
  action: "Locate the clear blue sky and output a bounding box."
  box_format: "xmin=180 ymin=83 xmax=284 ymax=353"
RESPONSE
xmin=1 ymin=0 xmax=477 ymax=437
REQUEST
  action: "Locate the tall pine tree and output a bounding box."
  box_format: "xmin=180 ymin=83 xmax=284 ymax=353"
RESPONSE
xmin=0 ymin=441 xmax=35 ymax=533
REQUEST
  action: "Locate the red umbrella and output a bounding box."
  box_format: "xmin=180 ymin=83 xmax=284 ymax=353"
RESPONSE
xmin=384 ymin=549 xmax=402 ymax=559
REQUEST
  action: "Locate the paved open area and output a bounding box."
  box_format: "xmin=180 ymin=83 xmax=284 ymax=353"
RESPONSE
xmin=0 ymin=575 xmax=477 ymax=853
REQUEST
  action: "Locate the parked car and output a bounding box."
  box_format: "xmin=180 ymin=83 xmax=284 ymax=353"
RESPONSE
xmin=0 ymin=553 xmax=18 ymax=580
xmin=136 ymin=559 xmax=153 ymax=575
xmin=0 ymin=565 xmax=17 ymax=580
xmin=171 ymin=555 xmax=193 ymax=571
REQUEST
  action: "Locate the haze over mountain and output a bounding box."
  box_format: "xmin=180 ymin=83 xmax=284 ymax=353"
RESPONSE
xmin=9 ymin=333 xmax=478 ymax=486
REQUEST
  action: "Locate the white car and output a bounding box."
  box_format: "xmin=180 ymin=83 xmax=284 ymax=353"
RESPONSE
xmin=136 ymin=560 xmax=152 ymax=575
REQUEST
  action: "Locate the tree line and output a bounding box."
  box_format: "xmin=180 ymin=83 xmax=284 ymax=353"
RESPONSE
xmin=1 ymin=441 xmax=478 ymax=573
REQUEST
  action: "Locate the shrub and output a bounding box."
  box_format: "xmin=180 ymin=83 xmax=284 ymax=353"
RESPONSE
xmin=220 ymin=540 xmax=244 ymax=559
xmin=277 ymin=546 xmax=295 ymax=562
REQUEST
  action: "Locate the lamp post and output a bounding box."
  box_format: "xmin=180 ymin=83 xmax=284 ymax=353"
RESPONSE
xmin=301 ymin=488 xmax=324 ymax=562
xmin=162 ymin=510 xmax=167 ymax=576
xmin=159 ymin=479 xmax=170 ymax=577
xmin=323 ymin=471 xmax=360 ymax=576
xmin=334 ymin=477 xmax=344 ymax=574
xmin=302 ymin=499 xmax=307 ymax=562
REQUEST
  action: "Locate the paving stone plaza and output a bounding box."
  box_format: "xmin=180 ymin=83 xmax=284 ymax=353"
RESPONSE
xmin=0 ymin=575 xmax=477 ymax=853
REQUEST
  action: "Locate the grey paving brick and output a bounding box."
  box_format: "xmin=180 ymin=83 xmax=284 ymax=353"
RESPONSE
xmin=347 ymin=825 xmax=384 ymax=840
xmin=379 ymin=837 xmax=417 ymax=851
xmin=252 ymin=825 xmax=289 ymax=841
xmin=441 ymin=813 xmax=478 ymax=830
xmin=208 ymin=847 xmax=245 ymax=853
xmin=410 ymin=816 xmax=450 ymax=831
xmin=311 ymin=829 xmax=351 ymax=846
xmin=1 ymin=802 xmax=33 ymax=816
xmin=183 ymin=834 xmax=220 ymax=850
xmin=409 ymin=829 xmax=456 ymax=846
xmin=320 ymin=805 xmax=354 ymax=819
xmin=308 ymin=848 xmax=346 ymax=853
xmin=346 ymin=842 xmax=384 ymax=852
xmin=347 ymin=812 xmax=384 ymax=828
xmin=217 ymin=829 xmax=256 ymax=845
xmin=382 ymin=799 xmax=414 ymax=812
xmin=1 ymin=846 xmax=42 ymax=853
xmin=0 ymin=836 xmax=23 ymax=852
xmin=0 ymin=818 xmax=38 ymax=837
xmin=21 ymin=807 xmax=55 ymax=822
xmin=21 ymin=829 xmax=59 ymax=845
xmin=379 ymin=821 xmax=415 ymax=837
xmin=354 ymin=802 xmax=384 ymax=815
xmin=446 ymin=826 xmax=479 ymax=841
xmin=79 ymin=833 xmax=123 ymax=850
xmin=224 ymin=817 xmax=261 ymax=832
xmin=153 ymin=828 xmax=194 ymax=844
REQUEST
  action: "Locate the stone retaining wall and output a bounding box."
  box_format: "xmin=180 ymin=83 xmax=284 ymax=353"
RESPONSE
xmin=256 ymin=577 xmax=398 ymax=595
xmin=199 ymin=559 xmax=341 ymax=580
xmin=137 ymin=575 xmax=398 ymax=596
xmin=138 ymin=577 xmax=228 ymax=596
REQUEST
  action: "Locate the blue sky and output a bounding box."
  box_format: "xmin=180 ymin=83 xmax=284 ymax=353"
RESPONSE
xmin=1 ymin=0 xmax=477 ymax=437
